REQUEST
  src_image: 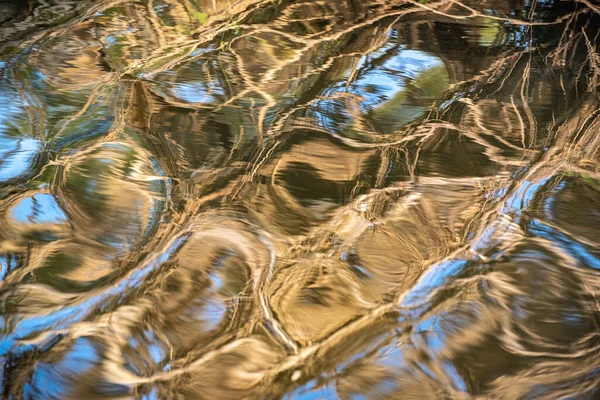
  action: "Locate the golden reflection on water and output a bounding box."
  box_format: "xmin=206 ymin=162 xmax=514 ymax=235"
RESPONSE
xmin=1 ymin=0 xmax=600 ymax=398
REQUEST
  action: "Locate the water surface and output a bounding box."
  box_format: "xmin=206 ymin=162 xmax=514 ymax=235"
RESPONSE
xmin=1 ymin=0 xmax=600 ymax=398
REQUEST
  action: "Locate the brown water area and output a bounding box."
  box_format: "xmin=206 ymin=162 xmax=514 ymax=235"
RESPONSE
xmin=0 ymin=0 xmax=600 ymax=398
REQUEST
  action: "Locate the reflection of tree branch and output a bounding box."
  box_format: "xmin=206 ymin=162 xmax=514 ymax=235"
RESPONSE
xmin=3 ymin=1 xmax=600 ymax=398
xmin=576 ymin=0 xmax=600 ymax=15
xmin=408 ymin=0 xmax=583 ymax=26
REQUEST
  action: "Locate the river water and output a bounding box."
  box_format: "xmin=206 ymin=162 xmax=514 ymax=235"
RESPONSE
xmin=1 ymin=0 xmax=599 ymax=399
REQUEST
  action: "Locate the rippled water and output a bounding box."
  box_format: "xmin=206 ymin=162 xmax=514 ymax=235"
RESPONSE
xmin=1 ymin=0 xmax=600 ymax=398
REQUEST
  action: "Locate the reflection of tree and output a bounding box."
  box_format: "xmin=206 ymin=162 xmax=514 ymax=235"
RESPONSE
xmin=1 ymin=0 xmax=600 ymax=399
